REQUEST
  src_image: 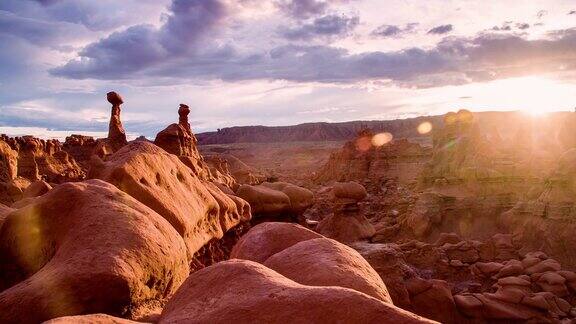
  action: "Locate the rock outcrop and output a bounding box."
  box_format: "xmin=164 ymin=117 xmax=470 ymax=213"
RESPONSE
xmin=264 ymin=237 xmax=392 ymax=303
xmin=44 ymin=314 xmax=140 ymax=324
xmin=315 ymin=131 xmax=431 ymax=185
xmin=154 ymin=104 xmax=235 ymax=187
xmin=89 ymin=141 xmax=251 ymax=257
xmin=231 ymin=222 xmax=322 ymax=263
xmin=0 ymin=180 xmax=189 ymax=323
xmin=236 ymin=182 xmax=313 ymax=223
xmin=317 ymin=182 xmax=375 ymax=243
xmin=158 ymin=259 xmax=435 ymax=323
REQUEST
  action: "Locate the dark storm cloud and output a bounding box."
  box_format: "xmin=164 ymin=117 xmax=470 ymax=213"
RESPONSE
xmin=371 ymin=23 xmax=418 ymax=38
xmin=279 ymin=14 xmax=359 ymax=40
xmin=427 ymin=24 xmax=453 ymax=35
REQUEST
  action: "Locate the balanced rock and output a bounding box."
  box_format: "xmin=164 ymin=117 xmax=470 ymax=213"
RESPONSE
xmin=107 ymin=91 xmax=128 ymax=152
xmin=317 ymin=182 xmax=375 ymax=243
xmin=0 ymin=180 xmax=189 ymax=323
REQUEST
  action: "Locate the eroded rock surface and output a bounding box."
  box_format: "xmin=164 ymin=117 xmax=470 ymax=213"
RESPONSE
xmin=89 ymin=141 xmax=251 ymax=257
xmin=159 ymin=259 xmax=435 ymax=324
xmin=0 ymin=180 xmax=189 ymax=323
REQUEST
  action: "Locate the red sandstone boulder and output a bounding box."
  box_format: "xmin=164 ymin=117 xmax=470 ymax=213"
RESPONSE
xmin=0 ymin=203 xmax=13 ymax=229
xmin=333 ymin=181 xmax=368 ymax=201
xmin=0 ymin=180 xmax=189 ymax=323
xmin=44 ymin=314 xmax=142 ymax=324
xmin=263 ymin=237 xmax=392 ymax=303
xmin=158 ymin=259 xmax=436 ymax=323
xmin=89 ymin=141 xmax=251 ymax=257
xmin=230 ymin=222 xmax=322 ymax=262
xmin=261 ymin=181 xmax=314 ymax=213
xmin=0 ymin=140 xmax=18 ymax=182
xmin=22 ymin=180 xmax=52 ymax=199
xmin=317 ymin=210 xmax=375 ymax=243
xmin=236 ymin=184 xmax=291 ymax=215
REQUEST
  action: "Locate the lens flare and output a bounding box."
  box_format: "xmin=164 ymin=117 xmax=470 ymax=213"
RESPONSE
xmin=417 ymin=121 xmax=433 ymax=134
xmin=372 ymin=132 xmax=393 ymax=147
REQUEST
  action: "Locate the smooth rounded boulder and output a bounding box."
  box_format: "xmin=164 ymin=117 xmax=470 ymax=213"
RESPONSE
xmin=333 ymin=181 xmax=368 ymax=201
xmin=261 ymin=182 xmax=314 ymax=213
xmin=230 ymin=222 xmax=322 ymax=263
xmin=44 ymin=314 xmax=142 ymax=324
xmin=263 ymin=237 xmax=392 ymax=303
xmin=158 ymin=259 xmax=436 ymax=324
xmin=236 ymin=184 xmax=291 ymax=215
xmin=0 ymin=180 xmax=189 ymax=323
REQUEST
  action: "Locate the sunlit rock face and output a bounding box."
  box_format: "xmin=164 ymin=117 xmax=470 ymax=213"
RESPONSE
xmin=500 ymin=148 xmax=576 ymax=269
xmin=158 ymin=259 xmax=435 ymax=324
xmin=0 ymin=180 xmax=189 ymax=323
xmin=0 ymin=135 xmax=84 ymax=205
xmin=154 ymin=104 xmax=236 ymax=188
xmin=314 ymin=129 xmax=432 ymax=186
xmin=203 ymin=153 xmax=266 ymax=187
xmin=89 ymin=141 xmax=251 ymax=258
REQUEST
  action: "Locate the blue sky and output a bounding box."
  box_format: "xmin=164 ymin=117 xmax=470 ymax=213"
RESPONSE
xmin=1 ymin=0 xmax=576 ymax=139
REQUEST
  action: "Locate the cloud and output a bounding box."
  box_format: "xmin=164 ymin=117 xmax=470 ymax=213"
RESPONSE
xmin=492 ymin=22 xmax=530 ymax=32
xmin=51 ymin=0 xmax=576 ymax=90
xmin=371 ymin=23 xmax=418 ymax=38
xmin=537 ymin=10 xmax=547 ymax=19
xmin=0 ymin=10 xmax=90 ymax=46
xmin=276 ymin=0 xmax=328 ymax=19
xmin=279 ymin=13 xmax=359 ymax=40
xmin=51 ymin=0 xmax=226 ymax=79
xmin=427 ymin=24 xmax=453 ymax=35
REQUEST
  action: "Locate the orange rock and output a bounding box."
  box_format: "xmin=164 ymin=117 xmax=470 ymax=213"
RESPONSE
xmin=231 ymin=222 xmax=322 ymax=263
xmin=0 ymin=180 xmax=189 ymax=323
xmin=89 ymin=141 xmax=251 ymax=257
xmin=159 ymin=259 xmax=436 ymax=324
xmin=263 ymin=237 xmax=392 ymax=303
xmin=44 ymin=314 xmax=142 ymax=324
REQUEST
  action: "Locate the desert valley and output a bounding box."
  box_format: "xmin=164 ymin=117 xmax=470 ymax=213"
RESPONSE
xmin=4 ymin=0 xmax=576 ymax=323
xmin=1 ymin=92 xmax=576 ymax=323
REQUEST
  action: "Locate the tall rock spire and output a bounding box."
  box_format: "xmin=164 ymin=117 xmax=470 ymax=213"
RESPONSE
xmin=106 ymin=91 xmax=128 ymax=151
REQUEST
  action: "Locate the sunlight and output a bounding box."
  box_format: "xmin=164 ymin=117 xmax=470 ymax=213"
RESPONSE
xmin=472 ymin=76 xmax=572 ymax=116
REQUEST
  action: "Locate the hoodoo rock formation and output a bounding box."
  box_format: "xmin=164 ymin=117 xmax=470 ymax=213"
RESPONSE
xmin=154 ymin=104 xmax=235 ymax=188
xmin=317 ymin=182 xmax=376 ymax=243
xmin=107 ymin=91 xmax=128 ymax=152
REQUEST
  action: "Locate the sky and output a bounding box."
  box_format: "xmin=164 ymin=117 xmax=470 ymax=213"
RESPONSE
xmin=1 ymin=0 xmax=576 ymax=139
